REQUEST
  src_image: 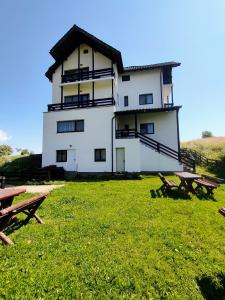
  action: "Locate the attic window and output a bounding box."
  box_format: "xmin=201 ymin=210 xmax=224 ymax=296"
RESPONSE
xmin=83 ymin=49 xmax=89 ymax=54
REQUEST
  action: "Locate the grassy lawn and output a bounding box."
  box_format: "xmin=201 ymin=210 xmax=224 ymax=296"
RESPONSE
xmin=1 ymin=176 xmax=225 ymax=299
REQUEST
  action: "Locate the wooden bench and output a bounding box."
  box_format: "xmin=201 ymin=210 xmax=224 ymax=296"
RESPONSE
xmin=158 ymin=173 xmax=178 ymax=193
xmin=194 ymin=177 xmax=219 ymax=196
xmin=219 ymin=208 xmax=225 ymax=217
xmin=0 ymin=176 xmax=5 ymax=189
xmin=0 ymin=192 xmax=48 ymax=245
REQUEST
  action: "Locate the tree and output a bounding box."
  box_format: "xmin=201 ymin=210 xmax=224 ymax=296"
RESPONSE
xmin=0 ymin=144 xmax=13 ymax=156
xmin=202 ymin=131 xmax=213 ymax=138
xmin=21 ymin=149 xmax=32 ymax=155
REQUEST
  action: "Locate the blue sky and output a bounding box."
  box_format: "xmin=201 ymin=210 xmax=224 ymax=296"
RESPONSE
xmin=0 ymin=0 xmax=225 ymax=153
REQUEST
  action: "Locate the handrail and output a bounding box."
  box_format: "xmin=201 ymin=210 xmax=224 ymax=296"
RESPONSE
xmin=62 ymin=68 xmax=114 ymax=83
xmin=48 ymin=97 xmax=114 ymax=111
xmin=115 ymin=129 xmax=196 ymax=171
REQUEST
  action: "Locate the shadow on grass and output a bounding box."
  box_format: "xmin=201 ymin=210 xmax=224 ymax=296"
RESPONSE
xmin=150 ymin=187 xmax=217 ymax=201
xmin=4 ymin=219 xmax=26 ymax=236
xmin=197 ymin=273 xmax=225 ymax=300
xmin=150 ymin=188 xmax=192 ymax=200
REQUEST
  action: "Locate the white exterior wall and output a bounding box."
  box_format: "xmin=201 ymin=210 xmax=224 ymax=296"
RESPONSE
xmin=117 ymin=111 xmax=179 ymax=150
xmin=114 ymin=139 xmax=141 ymax=172
xmin=140 ymin=145 xmax=183 ymax=172
xmin=42 ymin=106 xmax=114 ymax=172
xmin=117 ymin=69 xmax=162 ymax=111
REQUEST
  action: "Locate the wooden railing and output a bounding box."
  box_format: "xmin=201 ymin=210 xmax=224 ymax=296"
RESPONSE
xmin=62 ymin=68 xmax=114 ymax=83
xmin=181 ymin=148 xmax=219 ymax=167
xmin=115 ymin=129 xmax=196 ymax=171
xmin=48 ymin=97 xmax=115 ymax=111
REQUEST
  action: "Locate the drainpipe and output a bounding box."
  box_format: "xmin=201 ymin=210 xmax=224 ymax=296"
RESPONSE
xmin=111 ymin=115 xmax=116 ymax=173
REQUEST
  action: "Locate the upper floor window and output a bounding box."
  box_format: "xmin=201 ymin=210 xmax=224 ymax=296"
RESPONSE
xmin=64 ymin=94 xmax=89 ymax=104
xmin=56 ymin=150 xmax=67 ymax=162
xmin=57 ymin=120 xmax=84 ymax=133
xmin=124 ymin=96 xmax=129 ymax=107
xmin=122 ymin=75 xmax=130 ymax=82
xmin=139 ymin=94 xmax=153 ymax=105
xmin=63 ymin=67 xmax=89 ymax=82
xmin=140 ymin=123 xmax=154 ymax=134
xmin=94 ymin=149 xmax=106 ymax=162
xmin=83 ymin=49 xmax=89 ymax=54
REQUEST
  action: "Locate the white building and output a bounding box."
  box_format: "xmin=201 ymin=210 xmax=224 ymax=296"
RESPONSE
xmin=42 ymin=25 xmax=193 ymax=173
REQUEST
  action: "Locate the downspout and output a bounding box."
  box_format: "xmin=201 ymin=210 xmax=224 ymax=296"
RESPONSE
xmin=111 ymin=115 xmax=115 ymax=173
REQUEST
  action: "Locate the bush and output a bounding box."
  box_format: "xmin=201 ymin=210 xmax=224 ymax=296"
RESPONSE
xmin=202 ymin=131 xmax=213 ymax=138
xmin=0 ymin=144 xmax=13 ymax=156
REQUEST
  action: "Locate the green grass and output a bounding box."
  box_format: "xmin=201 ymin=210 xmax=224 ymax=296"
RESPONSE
xmin=1 ymin=177 xmax=225 ymax=299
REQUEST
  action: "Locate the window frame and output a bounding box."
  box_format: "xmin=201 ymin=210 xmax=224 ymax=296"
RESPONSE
xmin=139 ymin=93 xmax=153 ymax=105
xmin=94 ymin=149 xmax=106 ymax=162
xmin=122 ymin=75 xmax=130 ymax=82
xmin=124 ymin=96 xmax=129 ymax=107
xmin=57 ymin=120 xmax=84 ymax=133
xmin=56 ymin=150 xmax=67 ymax=162
xmin=140 ymin=123 xmax=155 ymax=135
xmin=64 ymin=94 xmax=90 ymax=104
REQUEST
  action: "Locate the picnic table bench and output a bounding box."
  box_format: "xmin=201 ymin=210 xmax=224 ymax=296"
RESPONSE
xmin=0 ymin=188 xmax=26 ymax=209
xmin=195 ymin=177 xmax=220 ymax=196
xmin=0 ymin=192 xmax=48 ymax=245
xmin=158 ymin=173 xmax=178 ymax=193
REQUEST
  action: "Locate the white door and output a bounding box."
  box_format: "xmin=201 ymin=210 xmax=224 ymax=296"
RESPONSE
xmin=67 ymin=149 xmax=77 ymax=171
xmin=116 ymin=148 xmax=125 ymax=172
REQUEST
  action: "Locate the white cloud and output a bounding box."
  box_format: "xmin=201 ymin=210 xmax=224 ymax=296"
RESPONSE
xmin=0 ymin=130 xmax=11 ymax=142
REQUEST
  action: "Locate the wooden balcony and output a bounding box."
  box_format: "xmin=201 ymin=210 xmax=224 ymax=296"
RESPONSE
xmin=115 ymin=129 xmax=137 ymax=139
xmin=61 ymin=68 xmax=114 ymax=83
xmin=48 ymin=97 xmax=115 ymax=111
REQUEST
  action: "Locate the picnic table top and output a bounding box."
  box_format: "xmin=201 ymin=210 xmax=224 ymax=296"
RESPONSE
xmin=0 ymin=188 xmax=26 ymax=202
xmin=174 ymin=172 xmax=201 ymax=180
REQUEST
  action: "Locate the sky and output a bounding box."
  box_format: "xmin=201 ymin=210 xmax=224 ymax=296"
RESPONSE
xmin=0 ymin=0 xmax=225 ymax=153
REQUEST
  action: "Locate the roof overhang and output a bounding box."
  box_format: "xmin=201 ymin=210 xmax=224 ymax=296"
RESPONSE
xmin=46 ymin=25 xmax=123 ymax=81
xmin=114 ymin=106 xmax=182 ymax=116
xmin=123 ymin=62 xmax=181 ymax=73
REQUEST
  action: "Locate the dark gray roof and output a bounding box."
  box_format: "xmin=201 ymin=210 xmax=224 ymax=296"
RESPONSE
xmin=123 ymin=62 xmax=180 ymax=72
xmin=114 ymin=106 xmax=182 ymax=115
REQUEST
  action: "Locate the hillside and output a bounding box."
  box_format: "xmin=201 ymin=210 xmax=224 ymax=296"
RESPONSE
xmin=182 ymin=137 xmax=225 ymax=160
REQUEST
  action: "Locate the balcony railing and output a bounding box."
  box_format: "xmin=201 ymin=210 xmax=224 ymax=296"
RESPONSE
xmin=115 ymin=129 xmax=137 ymax=139
xmin=61 ymin=68 xmax=114 ymax=83
xmin=48 ymin=97 xmax=115 ymax=111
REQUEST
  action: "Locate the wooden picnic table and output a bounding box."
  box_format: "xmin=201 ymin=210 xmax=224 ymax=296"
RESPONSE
xmin=0 ymin=188 xmax=26 ymax=209
xmin=174 ymin=172 xmax=201 ymax=194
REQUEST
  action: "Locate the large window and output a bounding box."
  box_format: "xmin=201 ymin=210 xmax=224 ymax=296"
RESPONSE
xmin=139 ymin=94 xmax=153 ymax=105
xmin=140 ymin=123 xmax=154 ymax=134
xmin=64 ymin=94 xmax=89 ymax=104
xmin=94 ymin=149 xmax=106 ymax=162
xmin=124 ymin=96 xmax=129 ymax=107
xmin=56 ymin=150 xmax=67 ymax=162
xmin=57 ymin=120 xmax=84 ymax=133
xmin=64 ymin=67 xmax=89 ymax=80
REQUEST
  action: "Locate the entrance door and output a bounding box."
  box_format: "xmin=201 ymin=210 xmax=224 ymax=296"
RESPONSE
xmin=116 ymin=148 xmax=125 ymax=172
xmin=67 ymin=149 xmax=77 ymax=171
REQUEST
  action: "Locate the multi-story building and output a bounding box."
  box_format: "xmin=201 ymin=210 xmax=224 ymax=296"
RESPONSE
xmin=42 ymin=25 xmax=192 ymax=173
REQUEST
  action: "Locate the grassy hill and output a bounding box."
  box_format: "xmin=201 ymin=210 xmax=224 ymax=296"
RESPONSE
xmin=182 ymin=137 xmax=225 ymax=178
xmin=182 ymin=137 xmax=225 ymax=160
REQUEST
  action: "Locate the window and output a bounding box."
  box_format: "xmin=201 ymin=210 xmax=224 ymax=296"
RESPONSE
xmin=94 ymin=149 xmax=106 ymax=162
xmin=56 ymin=150 xmax=67 ymax=162
xmin=139 ymin=94 xmax=153 ymax=105
xmin=124 ymin=96 xmax=129 ymax=107
xmin=64 ymin=67 xmax=89 ymax=81
xmin=122 ymin=75 xmax=130 ymax=82
xmin=140 ymin=123 xmax=154 ymax=134
xmin=57 ymin=120 xmax=84 ymax=133
xmin=83 ymin=49 xmax=89 ymax=54
xmin=64 ymin=94 xmax=89 ymax=104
